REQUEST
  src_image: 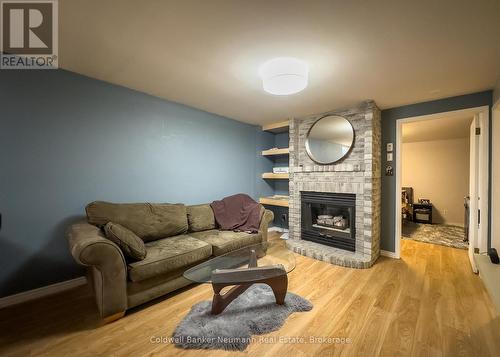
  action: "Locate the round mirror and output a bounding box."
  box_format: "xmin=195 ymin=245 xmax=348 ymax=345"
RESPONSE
xmin=305 ymin=115 xmax=354 ymax=164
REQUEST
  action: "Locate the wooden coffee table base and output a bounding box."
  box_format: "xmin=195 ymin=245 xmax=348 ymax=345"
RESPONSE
xmin=211 ymin=274 xmax=288 ymax=315
xmin=210 ymin=249 xmax=288 ymax=315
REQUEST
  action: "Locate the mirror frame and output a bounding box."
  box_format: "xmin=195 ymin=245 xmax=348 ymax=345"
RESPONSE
xmin=305 ymin=114 xmax=355 ymax=165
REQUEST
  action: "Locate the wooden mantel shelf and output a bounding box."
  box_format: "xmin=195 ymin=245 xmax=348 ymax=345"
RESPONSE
xmin=262 ymin=120 xmax=289 ymax=134
xmin=262 ymin=173 xmax=289 ymax=179
xmin=259 ymin=196 xmax=289 ymax=207
xmin=262 ymin=148 xmax=290 ymax=156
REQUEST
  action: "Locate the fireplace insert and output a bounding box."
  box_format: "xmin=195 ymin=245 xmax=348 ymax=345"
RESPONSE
xmin=301 ymin=191 xmax=356 ymax=251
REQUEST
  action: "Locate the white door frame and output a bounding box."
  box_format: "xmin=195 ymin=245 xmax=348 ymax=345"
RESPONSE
xmin=492 ymin=99 xmax=500 ymax=253
xmin=394 ymin=106 xmax=490 ymax=259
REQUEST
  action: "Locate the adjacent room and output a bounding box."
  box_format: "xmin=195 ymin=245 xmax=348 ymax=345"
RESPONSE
xmin=1 ymin=1 xmax=500 ymax=356
xmin=401 ymin=113 xmax=473 ymax=249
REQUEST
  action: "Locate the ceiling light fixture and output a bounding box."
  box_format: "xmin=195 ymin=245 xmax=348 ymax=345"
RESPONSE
xmin=259 ymin=57 xmax=308 ymax=95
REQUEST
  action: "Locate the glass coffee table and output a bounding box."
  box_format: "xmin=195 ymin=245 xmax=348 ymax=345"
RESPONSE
xmin=184 ymin=241 xmax=296 ymax=314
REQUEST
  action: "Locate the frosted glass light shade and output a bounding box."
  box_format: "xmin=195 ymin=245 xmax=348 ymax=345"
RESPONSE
xmin=259 ymin=57 xmax=308 ymax=95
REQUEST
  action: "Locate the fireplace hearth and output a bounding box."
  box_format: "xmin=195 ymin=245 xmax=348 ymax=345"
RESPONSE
xmin=301 ymin=191 xmax=356 ymax=251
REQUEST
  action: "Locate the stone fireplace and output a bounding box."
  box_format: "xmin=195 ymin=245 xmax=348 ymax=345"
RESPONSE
xmin=286 ymin=101 xmax=381 ymax=268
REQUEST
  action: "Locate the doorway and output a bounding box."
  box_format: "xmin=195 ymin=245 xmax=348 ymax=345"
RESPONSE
xmin=395 ymin=106 xmax=489 ymax=272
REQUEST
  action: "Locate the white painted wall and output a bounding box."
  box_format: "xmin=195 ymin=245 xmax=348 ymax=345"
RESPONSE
xmin=492 ymin=80 xmax=500 ymax=251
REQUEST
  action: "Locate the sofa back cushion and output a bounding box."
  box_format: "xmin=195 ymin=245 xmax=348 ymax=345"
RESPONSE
xmin=104 ymin=222 xmax=147 ymax=260
xmin=86 ymin=201 xmax=188 ymax=242
xmin=186 ymin=204 xmax=216 ymax=232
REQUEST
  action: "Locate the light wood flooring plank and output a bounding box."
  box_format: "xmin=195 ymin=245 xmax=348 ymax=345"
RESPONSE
xmin=1 ymin=235 xmax=499 ymax=357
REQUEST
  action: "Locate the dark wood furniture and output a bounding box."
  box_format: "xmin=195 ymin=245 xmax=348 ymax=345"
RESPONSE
xmin=413 ymin=203 xmax=433 ymax=224
xmin=401 ymin=187 xmax=414 ymax=221
xmin=211 ymin=249 xmax=287 ymax=314
xmin=183 ymin=241 xmax=295 ymax=315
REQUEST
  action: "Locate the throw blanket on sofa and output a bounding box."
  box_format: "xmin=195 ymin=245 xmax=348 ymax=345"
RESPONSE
xmin=210 ymin=194 xmax=262 ymax=233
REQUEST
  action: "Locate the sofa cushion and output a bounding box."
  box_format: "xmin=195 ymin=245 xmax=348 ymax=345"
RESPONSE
xmin=189 ymin=230 xmax=262 ymax=256
xmin=127 ymin=235 xmax=212 ymax=282
xmin=86 ymin=201 xmax=188 ymax=242
xmin=187 ymin=204 xmax=216 ymax=232
xmin=104 ymin=222 xmax=147 ymax=260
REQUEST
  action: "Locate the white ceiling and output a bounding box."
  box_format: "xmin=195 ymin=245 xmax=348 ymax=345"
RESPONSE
xmin=59 ymin=0 xmax=500 ymax=125
xmin=402 ymin=110 xmax=477 ymax=143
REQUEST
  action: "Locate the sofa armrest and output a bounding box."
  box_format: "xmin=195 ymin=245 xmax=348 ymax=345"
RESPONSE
xmin=259 ymin=209 xmax=275 ymax=242
xmin=67 ymin=222 xmax=127 ymax=318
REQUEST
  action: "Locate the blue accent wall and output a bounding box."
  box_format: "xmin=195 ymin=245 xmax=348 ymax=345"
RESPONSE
xmin=274 ymin=132 xmax=289 ymax=148
xmin=381 ymin=91 xmax=493 ymax=252
xmin=0 ymin=69 xmax=272 ymax=297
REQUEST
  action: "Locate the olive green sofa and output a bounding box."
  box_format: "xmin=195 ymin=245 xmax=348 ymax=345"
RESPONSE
xmin=67 ymin=201 xmax=274 ymax=322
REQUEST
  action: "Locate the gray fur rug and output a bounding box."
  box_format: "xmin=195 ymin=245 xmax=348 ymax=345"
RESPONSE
xmin=172 ymin=284 xmax=313 ymax=351
xmin=402 ymin=221 xmax=468 ymax=249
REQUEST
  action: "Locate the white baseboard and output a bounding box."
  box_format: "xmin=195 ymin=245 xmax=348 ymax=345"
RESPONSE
xmin=268 ymin=226 xmax=289 ymax=233
xmin=0 ymin=276 xmax=87 ymax=309
xmin=381 ymin=250 xmax=399 ymax=259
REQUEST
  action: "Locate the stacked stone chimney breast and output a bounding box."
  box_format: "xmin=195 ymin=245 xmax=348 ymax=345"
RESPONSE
xmin=286 ymin=100 xmax=381 ymax=268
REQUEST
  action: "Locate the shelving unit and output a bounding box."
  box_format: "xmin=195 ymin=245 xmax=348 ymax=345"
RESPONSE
xmin=262 ymin=148 xmax=290 ymax=156
xmin=259 ymin=120 xmax=290 ymax=215
xmin=262 ymin=120 xmax=289 ymax=134
xmin=259 ymin=196 xmax=289 ymax=208
xmin=262 ymin=172 xmax=289 ymax=179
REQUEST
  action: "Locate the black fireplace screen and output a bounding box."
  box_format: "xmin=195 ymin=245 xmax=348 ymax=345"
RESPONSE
xmin=301 ymin=191 xmax=356 ymax=251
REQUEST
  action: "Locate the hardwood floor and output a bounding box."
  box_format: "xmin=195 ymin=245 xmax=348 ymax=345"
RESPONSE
xmin=1 ymin=234 xmax=499 ymax=356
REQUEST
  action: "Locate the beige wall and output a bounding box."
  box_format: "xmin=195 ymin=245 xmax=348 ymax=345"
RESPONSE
xmin=402 ymin=138 xmax=469 ymax=226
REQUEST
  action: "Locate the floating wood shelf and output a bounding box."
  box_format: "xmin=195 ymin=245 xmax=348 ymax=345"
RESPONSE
xmin=259 ymin=196 xmax=289 ymax=207
xmin=261 ymin=148 xmax=290 ymax=156
xmin=262 ymin=173 xmax=289 ymax=179
xmin=262 ymin=120 xmax=289 ymax=134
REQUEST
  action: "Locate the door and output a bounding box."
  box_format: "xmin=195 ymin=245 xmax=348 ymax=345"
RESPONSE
xmin=477 ymin=111 xmax=489 ymax=254
xmin=469 ymin=112 xmax=489 ymax=272
xmin=469 ymin=116 xmax=479 ymax=272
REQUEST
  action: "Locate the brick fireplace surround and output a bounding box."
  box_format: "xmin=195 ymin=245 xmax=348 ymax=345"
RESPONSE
xmin=286 ymin=101 xmax=382 ymax=268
